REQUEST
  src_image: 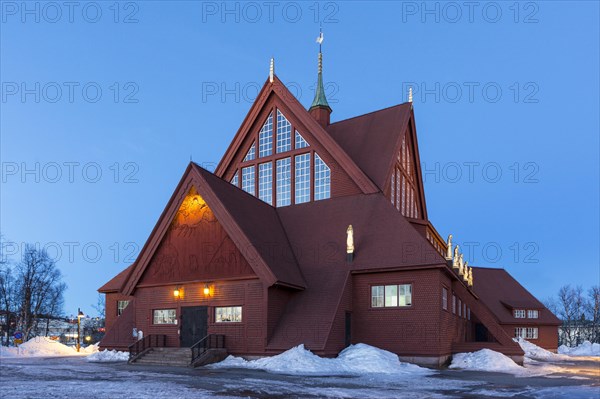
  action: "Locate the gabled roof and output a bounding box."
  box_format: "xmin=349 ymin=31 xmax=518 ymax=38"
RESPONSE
xmin=472 ymin=267 xmax=561 ymax=325
xmin=119 ymin=163 xmax=305 ymax=295
xmin=214 ymin=75 xmax=378 ymax=194
xmin=326 ymin=104 xmax=428 ymax=219
xmin=98 ymin=263 xmax=135 ymax=293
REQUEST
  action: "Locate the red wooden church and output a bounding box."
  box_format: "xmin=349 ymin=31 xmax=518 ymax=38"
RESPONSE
xmin=99 ymin=48 xmax=560 ymax=367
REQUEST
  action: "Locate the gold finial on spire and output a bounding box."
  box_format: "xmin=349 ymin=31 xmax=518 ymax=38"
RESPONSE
xmin=408 ymin=86 xmax=413 ymax=103
xmin=269 ymin=57 xmax=274 ymax=83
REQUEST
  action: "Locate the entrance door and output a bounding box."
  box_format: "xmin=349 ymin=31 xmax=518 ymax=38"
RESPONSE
xmin=180 ymin=306 xmax=208 ymax=347
xmin=344 ymin=312 xmax=352 ymax=347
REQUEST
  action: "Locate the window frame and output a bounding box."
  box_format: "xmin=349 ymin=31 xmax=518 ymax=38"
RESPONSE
xmin=117 ymin=300 xmax=129 ymax=316
xmin=442 ymin=287 xmax=448 ymax=311
xmin=214 ymin=306 xmax=243 ymax=323
xmin=152 ymin=309 xmax=177 ymax=325
xmin=527 ymin=309 xmax=539 ymax=319
xmin=370 ymin=283 xmax=413 ymax=309
xmin=514 ymin=309 xmax=526 ymax=318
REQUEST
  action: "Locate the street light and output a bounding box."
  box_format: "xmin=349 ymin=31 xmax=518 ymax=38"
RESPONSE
xmin=76 ymin=309 xmax=84 ymax=352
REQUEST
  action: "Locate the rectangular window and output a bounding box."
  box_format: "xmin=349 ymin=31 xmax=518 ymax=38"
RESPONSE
xmin=258 ymin=162 xmax=273 ymax=205
xmin=276 ymin=110 xmax=292 ymax=153
xmin=215 ymin=306 xmax=242 ymax=323
xmin=463 ymin=303 xmax=467 ymax=319
xmin=399 ymin=284 xmax=412 ymax=306
xmin=241 ymin=166 xmax=255 ymax=195
xmin=371 ymin=286 xmax=384 ymax=308
xmin=395 ymin=168 xmax=400 ymax=210
xmin=458 ymin=299 xmax=462 ymax=317
xmin=467 ymin=308 xmax=471 ymax=320
xmin=295 ymin=153 xmax=311 ymax=204
xmin=276 ymin=158 xmax=291 ymax=207
xmin=259 ymin=113 xmax=273 ymax=157
xmin=390 ymin=170 xmax=395 ymax=205
xmin=514 ymin=309 xmax=526 ymax=318
xmin=442 ymin=287 xmax=448 ymax=310
xmin=452 ymin=295 xmax=456 ymax=314
xmin=117 ymin=300 xmax=129 ymax=316
xmin=384 ymin=285 xmax=398 ymax=307
xmin=372 ymin=284 xmax=412 ymax=307
xmin=314 ymin=153 xmax=331 ymax=201
xmin=527 ymin=310 xmax=539 ymax=319
xmin=153 ymin=309 xmax=176 ymax=325
xmin=515 ymin=327 xmax=538 ymax=339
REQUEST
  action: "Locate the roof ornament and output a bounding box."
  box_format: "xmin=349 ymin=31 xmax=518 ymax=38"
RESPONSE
xmin=458 ymin=253 xmax=465 ymax=276
xmin=269 ymin=57 xmax=274 ymax=83
xmin=445 ymin=234 xmax=453 ymax=260
xmin=452 ymin=245 xmax=459 ymax=269
xmin=309 ymin=28 xmax=331 ymax=112
xmin=346 ymin=225 xmax=354 ymax=263
xmin=468 ymin=267 xmax=474 ymax=287
xmin=408 ymin=86 xmax=413 ymax=103
xmin=462 ymin=261 xmax=469 ymax=282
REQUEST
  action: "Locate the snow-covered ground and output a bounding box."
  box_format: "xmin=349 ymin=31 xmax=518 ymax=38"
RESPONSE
xmin=86 ymin=349 xmax=130 ymax=362
xmin=209 ymin=343 xmax=433 ymax=376
xmin=558 ymin=341 xmax=600 ymax=357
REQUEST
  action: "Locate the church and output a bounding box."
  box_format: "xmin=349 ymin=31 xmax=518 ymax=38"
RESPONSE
xmin=98 ymin=43 xmax=560 ymax=367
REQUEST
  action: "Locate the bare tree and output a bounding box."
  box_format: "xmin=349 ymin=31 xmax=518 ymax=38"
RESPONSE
xmin=15 ymin=245 xmax=66 ymax=341
xmin=556 ymin=285 xmax=586 ymax=346
xmin=586 ymin=286 xmax=600 ymax=343
xmin=92 ymin=293 xmax=105 ymax=319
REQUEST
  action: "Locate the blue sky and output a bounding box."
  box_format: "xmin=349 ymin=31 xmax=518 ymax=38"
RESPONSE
xmin=1 ymin=1 xmax=598 ymax=317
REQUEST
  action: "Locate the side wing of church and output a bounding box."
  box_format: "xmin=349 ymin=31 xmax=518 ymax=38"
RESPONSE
xmin=98 ymin=54 xmax=559 ymax=367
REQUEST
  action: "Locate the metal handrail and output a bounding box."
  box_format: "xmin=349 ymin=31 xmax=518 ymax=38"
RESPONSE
xmin=190 ymin=334 xmax=225 ymax=364
xmin=128 ymin=334 xmax=167 ymax=360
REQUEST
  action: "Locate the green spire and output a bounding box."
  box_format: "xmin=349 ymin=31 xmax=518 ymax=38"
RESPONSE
xmin=310 ymin=52 xmax=331 ymax=111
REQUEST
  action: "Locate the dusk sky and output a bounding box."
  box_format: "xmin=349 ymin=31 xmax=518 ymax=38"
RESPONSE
xmin=1 ymin=1 xmax=598 ymax=317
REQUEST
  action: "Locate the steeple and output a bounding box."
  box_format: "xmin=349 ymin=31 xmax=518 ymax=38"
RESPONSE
xmin=309 ymin=29 xmax=332 ymax=128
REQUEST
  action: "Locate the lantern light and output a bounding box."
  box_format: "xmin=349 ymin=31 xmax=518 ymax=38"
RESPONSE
xmin=203 ymin=284 xmax=210 ymax=296
xmin=173 ymin=288 xmax=181 ymax=298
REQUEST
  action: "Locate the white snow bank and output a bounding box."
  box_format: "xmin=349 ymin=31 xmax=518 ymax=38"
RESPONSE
xmin=86 ymin=349 xmax=129 ymax=362
xmin=558 ymin=341 xmax=600 ymax=357
xmin=209 ymin=343 xmax=433 ymax=376
xmin=514 ymin=338 xmax=569 ymax=361
xmin=450 ymin=349 xmax=525 ymax=374
xmin=0 ymin=337 xmax=87 ymax=358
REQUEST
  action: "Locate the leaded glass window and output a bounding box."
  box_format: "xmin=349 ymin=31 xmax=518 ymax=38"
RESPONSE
xmin=244 ymin=142 xmax=256 ymax=162
xmin=295 ymin=153 xmax=311 ymax=204
xmin=295 ymin=130 xmax=309 ymax=149
xmin=276 ymin=110 xmax=292 ymax=153
xmin=314 ymin=153 xmax=331 ymax=201
xmin=230 ymin=171 xmax=238 ymax=187
xmin=276 ymin=158 xmax=291 ymax=207
xmin=258 ymin=162 xmax=273 ymax=205
xmin=241 ymin=166 xmax=255 ymax=195
xmin=258 ymin=113 xmax=273 ymax=157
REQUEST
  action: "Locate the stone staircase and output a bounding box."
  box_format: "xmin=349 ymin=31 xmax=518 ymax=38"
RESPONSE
xmin=131 ymin=347 xmax=192 ymax=367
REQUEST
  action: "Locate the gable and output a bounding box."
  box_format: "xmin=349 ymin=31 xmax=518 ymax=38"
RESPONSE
xmin=122 ymin=163 xmax=306 ymax=296
xmin=215 ymin=75 xmax=378 ymax=205
xmin=137 ymin=187 xmax=255 ymax=286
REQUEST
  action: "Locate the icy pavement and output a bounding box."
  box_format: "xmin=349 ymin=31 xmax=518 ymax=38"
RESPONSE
xmin=0 ymin=356 xmax=598 ymax=399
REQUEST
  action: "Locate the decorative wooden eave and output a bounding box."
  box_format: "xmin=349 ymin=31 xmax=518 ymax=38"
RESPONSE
xmin=214 ymin=75 xmax=379 ymax=194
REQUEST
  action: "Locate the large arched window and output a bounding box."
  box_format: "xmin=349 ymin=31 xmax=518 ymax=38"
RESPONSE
xmin=230 ymin=108 xmax=331 ymax=207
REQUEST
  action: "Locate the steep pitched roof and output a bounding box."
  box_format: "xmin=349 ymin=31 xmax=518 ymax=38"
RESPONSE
xmin=471 ymin=267 xmax=561 ymax=325
xmin=266 ymin=193 xmax=446 ymax=350
xmin=98 ymin=263 xmax=135 ymax=293
xmin=326 ymin=103 xmax=428 ymax=220
xmin=121 ymin=163 xmax=305 ymax=295
xmin=215 ymin=75 xmax=378 ymax=194
xmin=326 ymin=104 xmax=412 ymax=191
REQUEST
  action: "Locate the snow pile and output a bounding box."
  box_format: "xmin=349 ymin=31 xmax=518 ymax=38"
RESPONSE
xmin=209 ymin=343 xmax=433 ymax=376
xmin=449 ymin=349 xmax=524 ymax=374
xmin=0 ymin=337 xmax=82 ymax=358
xmin=86 ymin=349 xmax=129 ymax=362
xmin=558 ymin=341 xmax=600 ymax=357
xmin=514 ymin=338 xmax=567 ymax=361
xmin=81 ymin=343 xmax=100 ymax=354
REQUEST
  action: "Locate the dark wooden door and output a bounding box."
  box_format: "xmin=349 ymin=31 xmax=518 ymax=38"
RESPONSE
xmin=344 ymin=311 xmax=352 ymax=347
xmin=180 ymin=306 xmax=208 ymax=347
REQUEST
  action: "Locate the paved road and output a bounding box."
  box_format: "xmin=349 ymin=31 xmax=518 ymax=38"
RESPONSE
xmin=0 ymin=356 xmax=598 ymax=398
